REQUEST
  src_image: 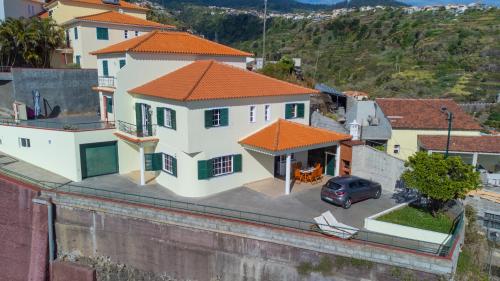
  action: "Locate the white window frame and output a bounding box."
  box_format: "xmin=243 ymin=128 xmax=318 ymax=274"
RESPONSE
xmin=124 ymin=30 xmax=128 ymax=39
xmin=249 ymin=105 xmax=256 ymax=123
xmin=212 ymin=109 xmax=221 ymax=127
xmin=162 ymin=153 xmax=174 ymax=174
xmin=212 ymin=155 xmax=233 ymax=176
xmin=393 ymin=145 xmax=400 ymax=154
xmin=164 ymin=108 xmax=172 ymax=128
xmin=19 ymin=137 xmax=30 ymax=148
xmin=291 ymin=104 xmax=298 ymax=118
xmin=264 ymin=104 xmax=271 ymax=121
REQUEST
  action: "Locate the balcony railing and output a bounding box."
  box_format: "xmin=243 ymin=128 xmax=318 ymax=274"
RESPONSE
xmin=98 ymin=76 xmax=116 ymax=88
xmin=117 ymin=120 xmax=156 ymax=137
xmin=0 ymin=118 xmax=115 ymax=131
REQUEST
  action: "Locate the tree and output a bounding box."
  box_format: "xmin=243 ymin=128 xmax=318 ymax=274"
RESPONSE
xmin=401 ymin=152 xmax=481 ymax=215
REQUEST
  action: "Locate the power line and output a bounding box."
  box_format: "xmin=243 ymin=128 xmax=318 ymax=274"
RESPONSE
xmin=262 ymin=0 xmax=268 ymax=66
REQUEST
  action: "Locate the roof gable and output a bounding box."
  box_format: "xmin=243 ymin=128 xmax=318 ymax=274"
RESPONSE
xmin=129 ymin=60 xmax=319 ymax=101
xmin=375 ymin=98 xmax=481 ymax=131
xmin=46 ymin=0 xmax=148 ymax=11
xmin=91 ymin=30 xmax=252 ymax=57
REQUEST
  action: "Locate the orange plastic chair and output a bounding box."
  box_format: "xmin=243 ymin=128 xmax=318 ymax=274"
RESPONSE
xmin=294 ymin=168 xmax=303 ymax=183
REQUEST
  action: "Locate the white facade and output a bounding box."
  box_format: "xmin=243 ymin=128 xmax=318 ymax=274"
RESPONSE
xmin=65 ymin=21 xmax=166 ymax=69
xmin=0 ymin=0 xmax=44 ymax=21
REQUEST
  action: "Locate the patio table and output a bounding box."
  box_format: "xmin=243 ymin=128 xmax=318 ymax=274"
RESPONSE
xmin=300 ymin=167 xmax=315 ymax=183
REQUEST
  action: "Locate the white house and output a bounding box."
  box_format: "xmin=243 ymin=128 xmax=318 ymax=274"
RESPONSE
xmin=62 ymin=10 xmax=175 ymax=68
xmin=0 ymin=0 xmax=44 ymax=21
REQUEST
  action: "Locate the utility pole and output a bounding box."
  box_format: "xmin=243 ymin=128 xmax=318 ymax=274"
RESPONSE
xmin=262 ymin=0 xmax=268 ymax=66
xmin=441 ymin=107 xmax=454 ymax=158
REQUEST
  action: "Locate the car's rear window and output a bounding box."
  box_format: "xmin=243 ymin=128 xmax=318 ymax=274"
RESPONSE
xmin=326 ymin=181 xmax=343 ymax=190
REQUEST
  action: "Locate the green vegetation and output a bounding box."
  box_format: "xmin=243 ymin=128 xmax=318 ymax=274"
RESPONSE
xmin=485 ymin=103 xmax=500 ymax=130
xmin=377 ymin=205 xmax=454 ymax=233
xmin=402 ymin=152 xmax=481 ymax=214
xmin=455 ymin=205 xmax=490 ymax=281
xmin=0 ymin=17 xmax=64 ymax=68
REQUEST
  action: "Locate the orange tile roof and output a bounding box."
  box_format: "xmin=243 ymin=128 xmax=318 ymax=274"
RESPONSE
xmin=38 ymin=11 xmax=49 ymax=19
xmin=46 ymin=0 xmax=147 ymax=11
xmin=418 ymin=135 xmax=500 ymax=154
xmin=240 ymin=119 xmax=352 ymax=153
xmin=71 ymin=11 xmax=174 ymax=29
xmin=91 ymin=30 xmax=252 ymax=56
xmin=129 ymin=60 xmax=318 ymax=101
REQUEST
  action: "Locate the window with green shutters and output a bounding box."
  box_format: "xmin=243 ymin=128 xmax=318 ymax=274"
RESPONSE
xmin=198 ymin=154 xmax=242 ymax=180
xmin=96 ymin=27 xmax=109 ymax=40
xmin=106 ymin=96 xmax=113 ymax=113
xmin=135 ymin=103 xmax=143 ymax=136
xmin=102 ymin=60 xmax=108 ymax=76
xmin=145 ymin=153 xmax=162 ymax=171
xmin=74 ymin=27 xmax=78 ymax=40
xmin=157 ymin=107 xmax=176 ymax=130
xmin=285 ymin=103 xmax=305 ymax=119
xmin=119 ymin=59 xmax=126 ymax=69
xmin=75 ymin=55 xmax=81 ymax=66
xmin=204 ymin=108 xmax=228 ymax=128
xmin=162 ymin=153 xmax=177 ymax=177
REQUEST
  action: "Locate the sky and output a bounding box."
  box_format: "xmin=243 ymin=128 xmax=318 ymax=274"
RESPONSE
xmin=297 ymin=0 xmax=500 ymax=6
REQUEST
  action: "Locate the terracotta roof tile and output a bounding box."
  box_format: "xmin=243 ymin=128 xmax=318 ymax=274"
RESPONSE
xmin=376 ymin=98 xmax=482 ymax=130
xmin=91 ymin=30 xmax=252 ymax=56
xmin=46 ymin=0 xmax=147 ymax=11
xmin=38 ymin=11 xmax=49 ymax=19
xmin=418 ymin=135 xmax=500 ymax=154
xmin=239 ymin=119 xmax=352 ymax=152
xmin=129 ymin=60 xmax=318 ymax=101
xmin=72 ymin=11 xmax=174 ymax=29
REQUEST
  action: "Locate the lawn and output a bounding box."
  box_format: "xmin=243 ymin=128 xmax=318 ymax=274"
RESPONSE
xmin=376 ymin=206 xmax=455 ymax=234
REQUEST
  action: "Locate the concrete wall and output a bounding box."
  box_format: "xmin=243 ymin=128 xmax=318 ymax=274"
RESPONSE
xmin=49 ymin=192 xmax=449 ymax=280
xmin=0 ymin=125 xmax=116 ymax=181
xmin=0 ymin=68 xmax=99 ymax=116
xmin=0 ymin=0 xmax=44 ymax=21
xmin=351 ymin=145 xmax=405 ymax=192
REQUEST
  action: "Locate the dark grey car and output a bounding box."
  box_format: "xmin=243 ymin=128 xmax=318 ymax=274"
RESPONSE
xmin=320 ymin=176 xmax=382 ymax=209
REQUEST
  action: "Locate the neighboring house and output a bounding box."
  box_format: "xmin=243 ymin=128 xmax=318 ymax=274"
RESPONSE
xmin=344 ymin=98 xmax=391 ymax=147
xmin=418 ymin=135 xmax=500 ymax=186
xmin=62 ymin=11 xmax=175 ymax=68
xmin=117 ymin=60 xmax=350 ymax=197
xmin=376 ymin=98 xmax=482 ymax=160
xmin=91 ymin=30 xmax=252 ymax=123
xmin=0 ymin=0 xmax=44 ymax=21
xmin=44 ymin=0 xmax=148 ymax=24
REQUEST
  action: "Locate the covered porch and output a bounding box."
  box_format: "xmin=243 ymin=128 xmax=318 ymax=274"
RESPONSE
xmin=240 ymin=119 xmax=352 ymax=195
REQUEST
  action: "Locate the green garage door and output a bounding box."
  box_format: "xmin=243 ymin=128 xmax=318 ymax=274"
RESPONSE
xmin=80 ymin=141 xmax=118 ymax=179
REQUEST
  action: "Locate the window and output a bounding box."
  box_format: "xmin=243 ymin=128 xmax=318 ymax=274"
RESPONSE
xmin=285 ymin=103 xmax=304 ymax=119
xmin=393 ymin=145 xmax=400 ymax=154
xmin=249 ymin=106 xmax=256 ymax=123
xmin=74 ymin=27 xmax=78 ymax=40
xmin=212 ymin=156 xmax=233 ymax=176
xmin=162 ymin=153 xmax=176 ymax=175
xmin=164 ymin=108 xmax=172 ymax=128
xmin=265 ymin=104 xmax=271 ymax=121
xmin=96 ymin=27 xmax=109 ymax=40
xmin=19 ymin=138 xmax=30 ymax=148
xmin=135 ymin=31 xmax=139 ymax=36
xmin=212 ymin=109 xmax=221 ymax=126
xmin=119 ymin=59 xmax=126 ymax=69
xmin=75 ymin=55 xmax=81 ymax=66
xmin=48 ymin=10 xmax=53 ymax=17
xmin=106 ymin=96 xmax=113 ymax=113
xmin=102 ymin=60 xmax=108 ymax=76
xmin=124 ymin=30 xmax=128 ymax=39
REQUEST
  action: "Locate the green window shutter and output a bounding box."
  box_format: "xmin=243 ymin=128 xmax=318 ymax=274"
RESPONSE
xmin=145 ymin=153 xmax=162 ymax=171
xmin=170 ymin=109 xmax=176 ymax=130
xmin=233 ymin=154 xmax=242 ymax=173
xmin=75 ymin=55 xmax=81 ymax=66
xmin=135 ymin=103 xmax=143 ymax=136
xmin=96 ymin=27 xmax=108 ymax=40
xmin=106 ymin=97 xmax=113 ymax=113
xmin=204 ymin=110 xmax=213 ymax=128
xmin=297 ymin=103 xmax=305 ymax=118
xmin=74 ymin=27 xmax=78 ymax=40
xmin=102 ymin=60 xmax=108 ymax=76
xmin=172 ymin=157 xmax=177 ymax=177
xmin=119 ymin=59 xmax=126 ymax=68
xmin=198 ymin=160 xmax=212 ymax=180
xmin=157 ymin=107 xmax=164 ymax=126
xmin=220 ymin=108 xmax=229 ymax=126
xmin=285 ymin=104 xmax=293 ymax=119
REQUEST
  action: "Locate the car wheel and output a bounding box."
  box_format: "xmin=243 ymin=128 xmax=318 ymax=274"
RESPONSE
xmin=374 ymin=189 xmax=381 ymax=199
xmin=343 ymin=198 xmax=352 ymax=209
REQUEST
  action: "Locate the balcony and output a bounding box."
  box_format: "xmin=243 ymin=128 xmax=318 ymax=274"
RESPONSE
xmin=0 ymin=116 xmax=115 ymax=131
xmin=117 ymin=120 xmax=157 ymax=141
xmin=98 ymin=76 xmax=116 ymax=88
